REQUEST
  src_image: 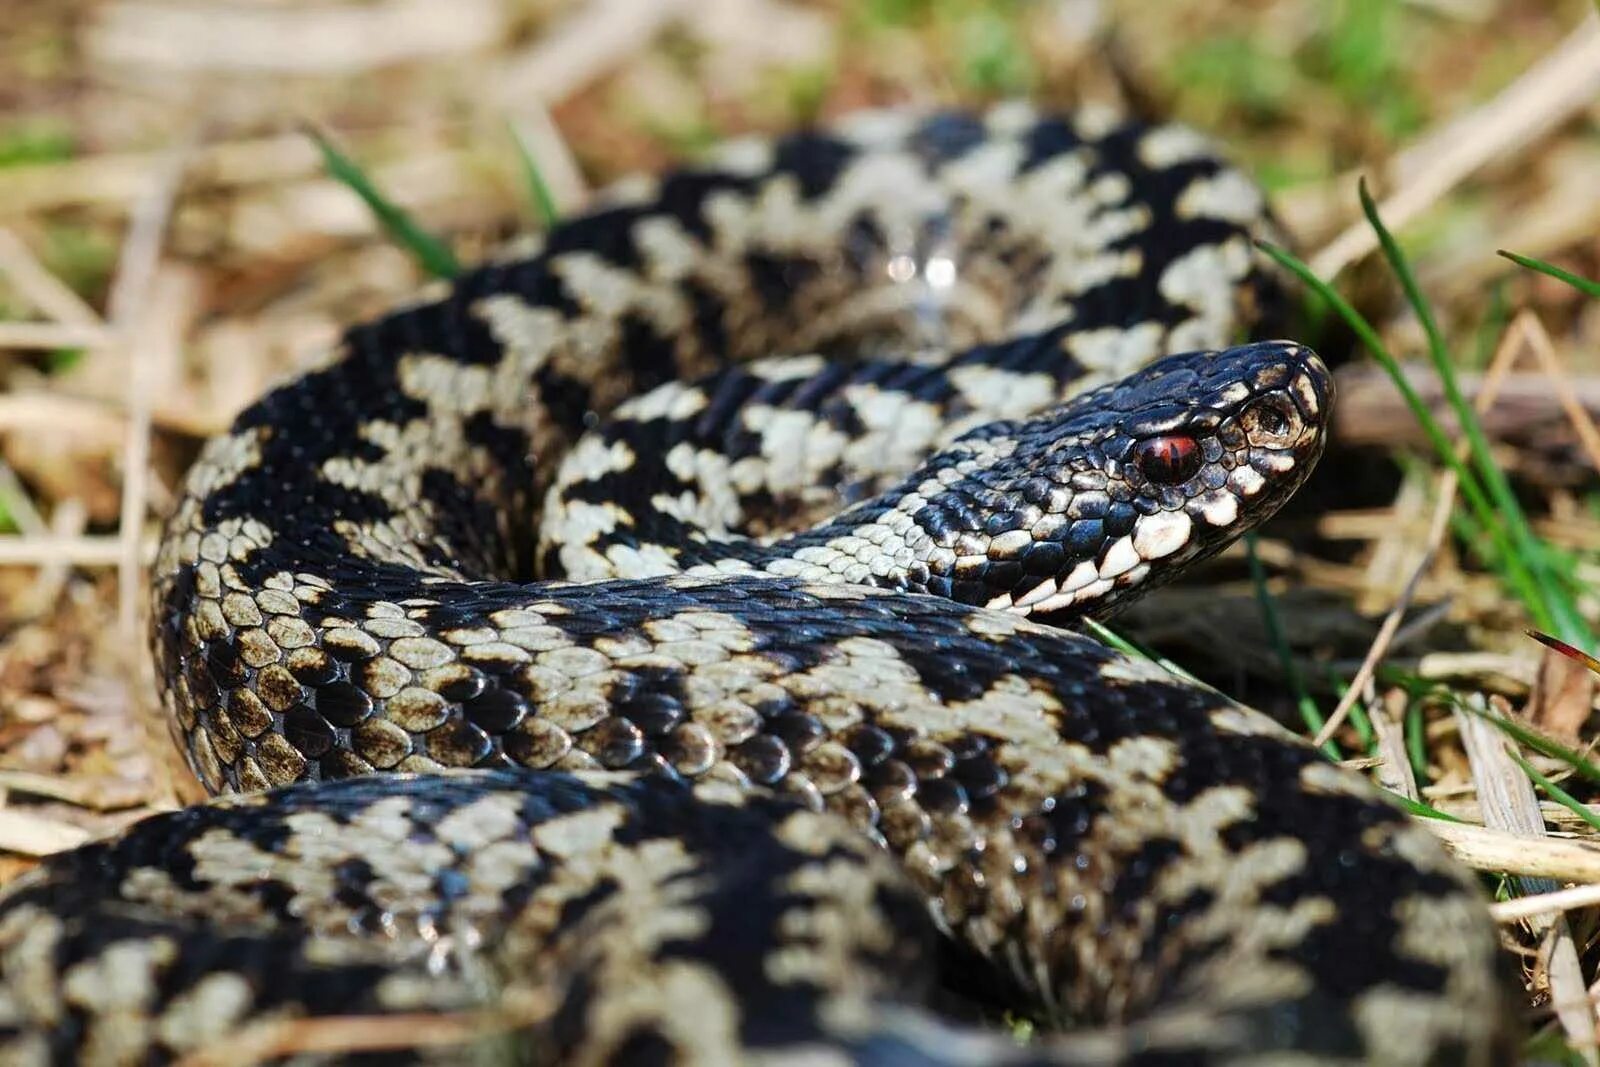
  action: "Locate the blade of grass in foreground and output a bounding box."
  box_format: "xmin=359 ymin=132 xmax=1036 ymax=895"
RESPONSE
xmin=1388 ymin=793 xmax=1465 ymax=823
xmin=308 ymin=124 xmax=460 ymax=280
xmin=1080 ymin=619 xmax=1210 ymax=690
xmin=1244 ymin=533 xmax=1340 ymax=759
xmin=1510 ymin=751 xmax=1600 ymax=833
xmin=1499 ymin=249 xmax=1600 ymax=300
xmin=1391 ymin=673 xmax=1600 ymax=787
xmin=1357 ymin=180 xmax=1586 ymax=646
xmin=1255 ymin=240 xmax=1560 ymax=637
xmin=508 ymin=121 xmax=562 ymax=230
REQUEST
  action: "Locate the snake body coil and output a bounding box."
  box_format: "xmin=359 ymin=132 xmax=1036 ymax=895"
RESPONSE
xmin=0 ymin=105 xmax=1513 ymax=1065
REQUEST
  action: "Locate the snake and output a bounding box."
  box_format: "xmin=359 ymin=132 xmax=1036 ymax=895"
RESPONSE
xmin=0 ymin=103 xmax=1516 ymax=1065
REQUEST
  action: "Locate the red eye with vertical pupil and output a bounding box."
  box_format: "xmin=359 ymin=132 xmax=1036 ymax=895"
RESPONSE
xmin=1133 ymin=435 xmax=1201 ymax=484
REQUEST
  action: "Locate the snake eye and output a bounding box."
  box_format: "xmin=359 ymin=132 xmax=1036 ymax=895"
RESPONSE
xmin=1132 ymin=435 xmax=1201 ymax=484
xmin=1241 ymin=398 xmax=1297 ymax=445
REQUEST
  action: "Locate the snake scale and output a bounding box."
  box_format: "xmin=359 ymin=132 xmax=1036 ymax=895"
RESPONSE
xmin=0 ymin=103 xmax=1516 ymax=1065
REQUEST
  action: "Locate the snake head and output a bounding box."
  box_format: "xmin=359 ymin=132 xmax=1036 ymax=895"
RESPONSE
xmin=914 ymin=340 xmax=1333 ymax=619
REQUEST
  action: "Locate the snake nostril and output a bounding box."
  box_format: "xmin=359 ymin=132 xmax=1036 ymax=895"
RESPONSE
xmin=1241 ymin=396 xmax=1300 ymax=446
xmin=1253 ymin=406 xmax=1287 ymax=436
xmin=1132 ymin=435 xmax=1202 ymax=484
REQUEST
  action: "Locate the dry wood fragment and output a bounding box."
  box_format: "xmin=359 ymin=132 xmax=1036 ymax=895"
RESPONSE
xmin=492 ymin=0 xmax=695 ymax=107
xmin=0 ymin=808 xmax=92 ymax=856
xmin=87 ymin=0 xmax=507 ymax=74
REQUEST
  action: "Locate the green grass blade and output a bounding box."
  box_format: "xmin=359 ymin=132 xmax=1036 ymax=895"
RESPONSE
xmin=1388 ymin=792 xmax=1465 ymax=823
xmin=1510 ymin=751 xmax=1600 ymax=833
xmin=1081 ymin=619 xmax=1212 ymax=690
xmin=307 ymin=124 xmax=460 ymax=280
xmin=1322 ymin=671 xmax=1375 ymax=750
xmin=1256 ymin=239 xmax=1552 ymax=630
xmin=1244 ymin=533 xmax=1339 ymax=759
xmin=1404 ymin=699 xmax=1429 ymax=784
xmin=508 ymin=121 xmax=562 ymax=229
xmin=1423 ymin=682 xmax=1600 ymax=786
xmin=1498 ymin=249 xmax=1600 ymax=300
xmin=1358 ymin=181 xmax=1583 ymax=644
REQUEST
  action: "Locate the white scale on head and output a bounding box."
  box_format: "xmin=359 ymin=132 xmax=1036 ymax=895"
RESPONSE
xmin=990 ymin=508 xmax=1194 ymax=615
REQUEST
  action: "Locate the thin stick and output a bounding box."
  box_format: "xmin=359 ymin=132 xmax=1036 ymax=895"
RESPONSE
xmin=1513 ymin=309 xmax=1600 ymax=473
xmin=1314 ymin=473 xmax=1455 ymax=748
xmin=0 ymin=228 xmax=105 ymax=327
xmin=1493 ymin=882 xmax=1600 ymax=923
xmin=107 ymin=145 xmax=189 ymax=637
xmin=0 ymin=322 xmax=115 ymax=351
xmin=0 ymin=536 xmax=130 ymax=566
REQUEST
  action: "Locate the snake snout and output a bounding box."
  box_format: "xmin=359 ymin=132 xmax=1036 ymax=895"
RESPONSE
xmin=983 ymin=341 xmax=1334 ymax=620
xmin=1235 ymin=345 xmax=1332 ymax=446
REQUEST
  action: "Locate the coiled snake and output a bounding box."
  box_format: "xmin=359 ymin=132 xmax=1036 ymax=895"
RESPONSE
xmin=0 ymin=104 xmax=1514 ymax=1065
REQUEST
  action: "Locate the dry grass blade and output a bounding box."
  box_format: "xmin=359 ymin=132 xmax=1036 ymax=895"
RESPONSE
xmin=0 ymin=536 xmax=131 ymax=566
xmin=1457 ymin=699 xmax=1599 ymax=1060
xmin=1372 ymin=689 xmax=1420 ymax=799
xmin=0 ymin=322 xmax=114 ymax=351
xmin=1314 ymin=472 xmax=1455 ymax=748
xmin=0 ymin=229 xmax=105 ymax=328
xmin=491 ymin=0 xmax=695 ymax=106
xmin=0 ymin=770 xmax=150 ymax=812
xmin=0 ymin=808 xmax=93 ymax=856
xmin=106 ymin=143 xmax=190 ymax=637
xmin=172 ymin=1003 xmax=548 ymax=1067
xmin=1424 ymin=820 xmax=1600 ymax=882
xmin=1493 ymin=883 xmax=1600 ymax=923
xmin=0 ymin=393 xmax=125 ymax=443
xmin=1309 ymin=14 xmax=1600 ymax=276
xmin=0 ymin=135 xmax=318 ymax=215
xmin=87 ymin=0 xmax=507 ymax=74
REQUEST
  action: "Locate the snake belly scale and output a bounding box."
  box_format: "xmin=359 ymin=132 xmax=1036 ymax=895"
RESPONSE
xmin=0 ymin=104 xmax=1514 ymax=1065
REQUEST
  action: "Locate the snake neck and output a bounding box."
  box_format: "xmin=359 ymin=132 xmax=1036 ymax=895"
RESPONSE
xmin=540 ymin=341 xmax=1331 ymax=622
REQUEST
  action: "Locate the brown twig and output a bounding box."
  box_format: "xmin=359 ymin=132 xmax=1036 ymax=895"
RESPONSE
xmin=491 ymin=0 xmax=695 ymax=107
xmin=1313 ymin=472 xmax=1456 ymax=749
xmin=0 ymin=228 xmax=105 ymax=328
xmin=1510 ymin=309 xmax=1600 ymax=474
xmin=0 ymin=322 xmax=115 ymax=351
xmin=106 ymin=144 xmax=189 ymax=637
xmin=0 ymin=536 xmax=131 ymax=566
